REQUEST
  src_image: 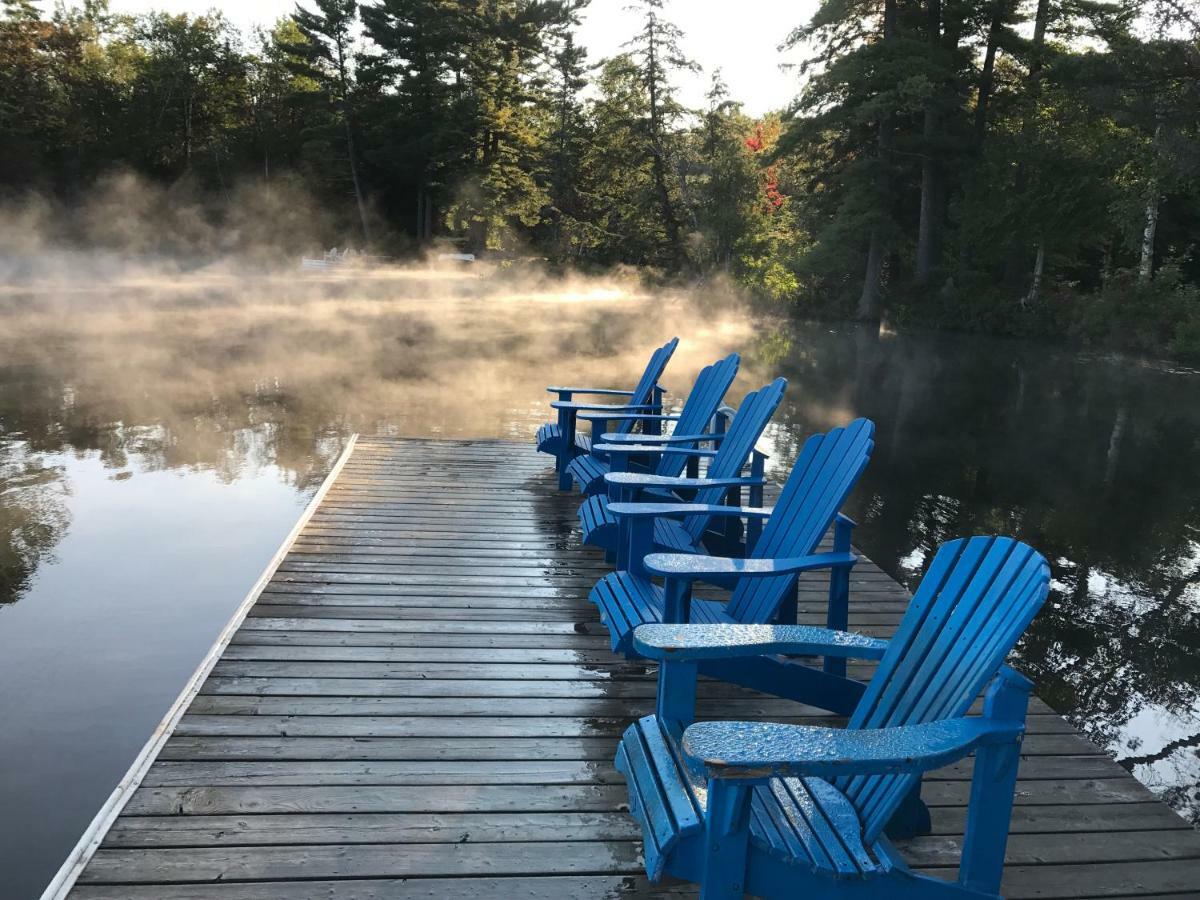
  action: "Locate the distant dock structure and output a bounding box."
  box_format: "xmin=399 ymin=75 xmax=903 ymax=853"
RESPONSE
xmin=45 ymin=437 xmax=1200 ymax=898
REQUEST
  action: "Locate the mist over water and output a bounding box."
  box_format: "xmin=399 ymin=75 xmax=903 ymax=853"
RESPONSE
xmin=1 ymin=253 xmax=1199 ymax=895
xmin=0 ymin=263 xmax=767 ymax=451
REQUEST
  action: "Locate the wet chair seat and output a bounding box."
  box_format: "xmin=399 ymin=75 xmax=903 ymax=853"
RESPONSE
xmin=617 ymin=714 xmax=891 ymax=883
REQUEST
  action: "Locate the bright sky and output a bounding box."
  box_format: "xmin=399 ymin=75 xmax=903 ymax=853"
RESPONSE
xmin=72 ymin=0 xmax=820 ymax=115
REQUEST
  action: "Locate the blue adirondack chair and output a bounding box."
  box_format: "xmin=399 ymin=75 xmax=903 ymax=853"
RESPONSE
xmin=563 ymin=353 xmax=741 ymax=496
xmin=588 ymin=419 xmax=876 ymax=680
xmin=577 ymin=378 xmax=786 ymax=559
xmin=616 ymin=536 xmax=1050 ymax=899
xmin=535 ymin=338 xmax=678 ymax=490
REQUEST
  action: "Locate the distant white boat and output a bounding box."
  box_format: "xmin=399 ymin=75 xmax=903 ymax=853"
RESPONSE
xmin=300 ymin=247 xmax=354 ymax=271
xmin=437 ymin=252 xmax=476 ymax=263
xmin=301 ymin=247 xmax=395 ymax=271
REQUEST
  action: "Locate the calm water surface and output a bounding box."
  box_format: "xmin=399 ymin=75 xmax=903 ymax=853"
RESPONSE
xmin=1 ymin=269 xmax=1197 ymax=896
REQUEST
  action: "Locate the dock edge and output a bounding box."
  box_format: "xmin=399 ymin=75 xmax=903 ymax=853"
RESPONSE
xmin=39 ymin=432 xmax=361 ymax=900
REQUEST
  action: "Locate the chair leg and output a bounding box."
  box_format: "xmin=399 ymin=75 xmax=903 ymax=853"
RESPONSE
xmin=885 ymin=778 xmax=932 ymax=839
xmin=745 ymin=452 xmax=765 ymax=551
xmin=656 ymin=660 xmax=698 ymax=725
xmin=959 ymin=667 xmax=1032 ymax=893
xmin=823 ymin=515 xmax=856 ymax=678
xmin=557 ymin=410 xmax=577 ymax=490
xmin=700 ymin=779 xmax=751 ymax=900
xmin=627 ymin=518 xmax=654 ymax=577
xmin=775 ymin=578 xmax=798 ymax=626
xmin=663 ymin=578 xmax=693 ymax=623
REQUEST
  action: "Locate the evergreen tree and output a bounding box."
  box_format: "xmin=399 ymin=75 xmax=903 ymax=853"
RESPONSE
xmin=693 ymin=72 xmax=756 ymax=271
xmin=544 ymin=30 xmax=590 ymax=256
xmin=246 ymin=19 xmax=321 ymax=185
xmin=622 ymin=0 xmax=694 ymax=269
xmin=359 ymin=0 xmax=465 ymax=241
xmin=583 ymin=53 xmax=660 ymax=265
xmin=289 ymin=0 xmax=371 ymax=241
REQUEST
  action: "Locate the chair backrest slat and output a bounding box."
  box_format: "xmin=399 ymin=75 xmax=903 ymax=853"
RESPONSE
xmin=653 ymin=354 xmax=740 ymax=477
xmin=679 ymin=378 xmax=788 ymax=538
xmin=832 ymin=536 xmax=1050 ymax=843
xmin=615 ymin=337 xmax=679 ymax=436
xmin=725 ymin=419 xmax=876 ymax=623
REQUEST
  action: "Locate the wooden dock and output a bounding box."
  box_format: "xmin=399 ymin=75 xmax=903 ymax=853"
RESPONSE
xmin=47 ymin=436 xmax=1200 ymax=898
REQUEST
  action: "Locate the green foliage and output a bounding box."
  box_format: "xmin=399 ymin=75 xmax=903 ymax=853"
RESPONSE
xmin=2 ymin=0 xmax=1199 ymax=359
xmin=1073 ymin=265 xmax=1200 ymax=357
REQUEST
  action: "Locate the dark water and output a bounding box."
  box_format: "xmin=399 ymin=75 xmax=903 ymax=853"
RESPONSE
xmin=759 ymin=326 xmax=1200 ymax=828
xmin=1 ymin=273 xmax=1196 ymax=896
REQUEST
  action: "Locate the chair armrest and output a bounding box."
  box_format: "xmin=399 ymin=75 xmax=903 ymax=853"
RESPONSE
xmin=547 ymin=386 xmax=636 ymax=396
xmin=607 ymin=503 xmax=774 ymax=521
xmin=632 ymin=624 xmax=888 ymax=661
xmin=600 ymin=431 xmax=724 ymax=444
xmin=682 ymin=717 xmax=1025 ymax=780
xmin=643 ymin=551 xmax=857 ymax=580
xmin=551 ymin=401 xmax=660 ymax=412
xmin=577 ymin=413 xmax=680 ymax=424
xmin=606 ymin=473 xmax=763 ymax=489
xmin=594 ymin=444 xmax=718 ymax=456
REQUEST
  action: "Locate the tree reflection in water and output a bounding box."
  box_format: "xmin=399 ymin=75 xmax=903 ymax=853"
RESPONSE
xmin=0 ymin=438 xmax=70 ymax=604
xmin=743 ymin=324 xmax=1200 ymax=825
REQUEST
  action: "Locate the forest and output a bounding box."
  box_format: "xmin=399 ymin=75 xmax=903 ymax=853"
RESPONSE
xmin=2 ymin=0 xmax=1199 ymax=356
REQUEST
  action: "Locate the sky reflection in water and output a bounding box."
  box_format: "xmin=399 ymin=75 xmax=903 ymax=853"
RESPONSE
xmin=0 ymin=268 xmax=1196 ymax=895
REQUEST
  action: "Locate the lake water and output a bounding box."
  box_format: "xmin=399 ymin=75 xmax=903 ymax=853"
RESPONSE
xmin=1 ymin=267 xmax=1197 ymax=897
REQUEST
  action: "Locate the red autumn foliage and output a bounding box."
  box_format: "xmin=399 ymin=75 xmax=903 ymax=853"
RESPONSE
xmin=763 ymin=165 xmax=784 ymax=210
xmin=745 ymin=122 xmax=784 ymax=213
xmin=744 ymin=124 xmax=765 ymax=153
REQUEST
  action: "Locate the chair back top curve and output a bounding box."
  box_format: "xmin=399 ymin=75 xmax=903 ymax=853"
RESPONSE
xmin=652 ymin=353 xmax=741 ymax=477
xmin=615 ymin=337 xmax=679 ymax=436
xmin=839 ymin=536 xmax=1050 ymax=843
xmin=680 ymin=378 xmax=788 ymax=539
xmin=725 ymin=418 xmax=876 ymax=623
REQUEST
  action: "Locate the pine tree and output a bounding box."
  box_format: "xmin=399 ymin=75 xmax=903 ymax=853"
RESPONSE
xmin=363 ymin=0 xmax=574 ymax=250
xmin=693 ymin=72 xmax=756 ymax=271
xmin=359 ymin=0 xmax=465 ymax=241
xmin=583 ymin=53 xmax=660 ymax=265
xmin=782 ymin=0 xmax=914 ymax=317
xmin=622 ymin=0 xmax=695 ymax=270
xmin=289 ymin=0 xmax=371 ymax=241
xmin=545 ymin=30 xmax=590 ymax=255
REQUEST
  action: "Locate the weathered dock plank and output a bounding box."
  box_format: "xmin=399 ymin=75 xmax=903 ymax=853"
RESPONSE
xmin=47 ymin=437 xmax=1200 ymax=899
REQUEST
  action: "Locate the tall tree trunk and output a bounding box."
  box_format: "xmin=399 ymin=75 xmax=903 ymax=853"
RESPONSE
xmin=858 ymin=0 xmax=898 ymax=319
xmin=1140 ymin=195 xmax=1159 ymax=282
xmin=915 ymin=112 xmax=941 ymax=285
xmin=645 ymin=19 xmax=683 ymax=270
xmin=1029 ymin=0 xmax=1050 ymax=77
xmin=184 ymin=95 xmax=193 ymax=169
xmin=344 ymin=115 xmax=371 ymax=244
xmin=958 ymin=0 xmax=1008 ymax=275
xmin=973 ymin=0 xmax=1007 ymax=147
xmin=859 ymin=228 xmax=887 ymax=319
xmin=915 ymin=0 xmax=943 ymax=286
xmin=335 ymin=39 xmax=370 ymax=245
xmin=1139 ymin=122 xmax=1164 ymax=283
xmin=1008 ymin=0 xmax=1051 ymax=294
xmin=651 ymin=146 xmax=683 ymax=267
